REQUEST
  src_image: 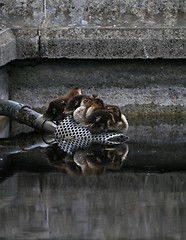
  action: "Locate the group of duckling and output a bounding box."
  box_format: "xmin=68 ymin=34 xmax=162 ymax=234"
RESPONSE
xmin=44 ymin=87 xmax=129 ymax=133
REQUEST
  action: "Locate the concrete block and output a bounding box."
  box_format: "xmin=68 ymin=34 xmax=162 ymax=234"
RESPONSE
xmin=1 ymin=0 xmax=186 ymax=59
xmin=13 ymin=28 xmax=40 ymax=59
xmin=40 ymin=27 xmax=186 ymax=59
xmin=0 ymin=0 xmax=44 ymax=28
xmin=0 ymin=29 xmax=16 ymax=66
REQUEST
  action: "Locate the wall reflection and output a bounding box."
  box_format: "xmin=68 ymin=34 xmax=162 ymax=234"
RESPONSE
xmin=1 ymin=172 xmax=186 ymax=240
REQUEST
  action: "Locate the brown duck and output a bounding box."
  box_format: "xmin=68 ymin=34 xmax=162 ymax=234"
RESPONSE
xmin=44 ymin=87 xmax=82 ymax=121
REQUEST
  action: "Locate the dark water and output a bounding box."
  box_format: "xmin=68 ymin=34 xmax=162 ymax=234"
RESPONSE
xmin=0 ymin=119 xmax=186 ymax=240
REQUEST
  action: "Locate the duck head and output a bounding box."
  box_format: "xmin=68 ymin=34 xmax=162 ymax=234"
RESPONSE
xmin=64 ymin=95 xmax=85 ymax=115
xmin=44 ymin=99 xmax=66 ymax=121
xmin=85 ymin=98 xmax=104 ymax=118
xmin=91 ymin=98 xmax=104 ymax=109
xmin=63 ymin=87 xmax=82 ymax=101
xmin=44 ymin=87 xmax=81 ymax=121
xmin=105 ymin=105 xmax=129 ymax=131
xmin=80 ymin=96 xmax=94 ymax=107
xmin=105 ymin=105 xmax=122 ymax=118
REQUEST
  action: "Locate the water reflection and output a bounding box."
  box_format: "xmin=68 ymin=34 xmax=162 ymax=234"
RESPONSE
xmin=1 ymin=123 xmax=186 ymax=240
xmin=0 ymin=131 xmax=129 ymax=180
xmin=1 ymin=122 xmax=186 ymax=179
xmin=1 ymin=171 xmax=186 ymax=240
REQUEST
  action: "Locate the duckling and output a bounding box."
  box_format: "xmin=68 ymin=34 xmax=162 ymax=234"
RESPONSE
xmin=84 ymin=109 xmax=115 ymax=133
xmin=85 ymin=98 xmax=105 ymax=118
xmin=44 ymin=87 xmax=82 ymax=121
xmin=84 ymin=98 xmax=119 ymax=132
xmin=64 ymin=95 xmax=85 ymax=115
xmin=105 ymin=105 xmax=129 ymax=131
xmin=73 ymin=96 xmax=94 ymax=123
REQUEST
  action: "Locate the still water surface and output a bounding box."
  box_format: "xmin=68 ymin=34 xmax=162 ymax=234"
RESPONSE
xmin=0 ymin=120 xmax=186 ymax=240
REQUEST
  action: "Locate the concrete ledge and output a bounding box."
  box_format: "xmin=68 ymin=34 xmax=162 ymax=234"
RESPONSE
xmin=0 ymin=0 xmax=186 ymax=59
xmin=40 ymin=27 xmax=186 ymax=59
xmin=0 ymin=29 xmax=16 ymax=66
xmin=11 ymin=27 xmax=186 ymax=59
xmin=13 ymin=28 xmax=40 ymax=59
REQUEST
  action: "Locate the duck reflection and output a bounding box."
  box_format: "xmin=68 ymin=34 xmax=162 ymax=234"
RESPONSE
xmin=0 ymin=131 xmax=129 ymax=179
xmin=47 ymin=142 xmax=129 ymax=175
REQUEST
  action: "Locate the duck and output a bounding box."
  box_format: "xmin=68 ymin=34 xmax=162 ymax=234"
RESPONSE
xmin=73 ymin=96 xmax=94 ymax=124
xmin=64 ymin=95 xmax=85 ymax=115
xmin=85 ymin=98 xmax=105 ymax=118
xmin=84 ymin=109 xmax=115 ymax=133
xmin=83 ymin=98 xmax=119 ymax=132
xmin=44 ymin=87 xmax=82 ymax=121
xmin=64 ymin=94 xmax=97 ymax=115
xmin=105 ymin=105 xmax=129 ymax=131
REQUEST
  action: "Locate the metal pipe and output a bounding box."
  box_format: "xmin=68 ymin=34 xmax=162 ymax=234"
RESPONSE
xmin=0 ymin=100 xmax=57 ymax=133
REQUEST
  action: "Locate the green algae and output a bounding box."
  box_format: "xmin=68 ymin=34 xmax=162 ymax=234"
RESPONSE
xmin=123 ymin=103 xmax=186 ymax=125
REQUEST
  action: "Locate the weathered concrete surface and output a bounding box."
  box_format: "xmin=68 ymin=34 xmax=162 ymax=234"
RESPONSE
xmin=0 ymin=66 xmax=9 ymax=137
xmin=0 ymin=29 xmax=16 ymax=66
xmin=12 ymin=25 xmax=186 ymax=59
xmin=13 ymin=28 xmax=40 ymax=59
xmin=1 ymin=0 xmax=186 ymax=59
xmin=40 ymin=27 xmax=186 ymax=59
xmin=0 ymin=66 xmax=9 ymax=99
xmin=9 ymin=59 xmax=186 ymax=117
xmin=1 ymin=0 xmax=186 ymax=28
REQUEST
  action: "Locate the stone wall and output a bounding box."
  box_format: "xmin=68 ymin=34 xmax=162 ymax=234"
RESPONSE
xmin=0 ymin=29 xmax=16 ymax=66
xmin=0 ymin=0 xmax=186 ymax=117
